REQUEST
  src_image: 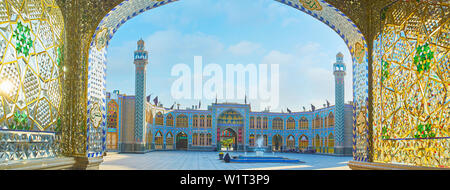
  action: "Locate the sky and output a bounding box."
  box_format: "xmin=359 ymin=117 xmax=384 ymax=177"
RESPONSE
xmin=106 ymin=0 xmax=353 ymax=112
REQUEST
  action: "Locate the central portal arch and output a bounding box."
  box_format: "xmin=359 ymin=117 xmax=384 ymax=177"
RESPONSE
xmin=176 ymin=132 xmax=188 ymax=150
xmin=85 ymin=0 xmax=370 ymax=160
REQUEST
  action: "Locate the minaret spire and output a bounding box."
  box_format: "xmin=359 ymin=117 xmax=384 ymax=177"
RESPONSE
xmin=333 ymin=52 xmax=346 ymax=154
xmin=131 ymin=39 xmax=149 ymax=153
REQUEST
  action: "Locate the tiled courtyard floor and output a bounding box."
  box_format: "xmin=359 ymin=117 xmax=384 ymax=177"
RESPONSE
xmin=100 ymin=151 xmax=352 ymax=170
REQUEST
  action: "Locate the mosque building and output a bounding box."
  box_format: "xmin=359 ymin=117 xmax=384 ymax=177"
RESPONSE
xmin=105 ymin=40 xmax=354 ymax=156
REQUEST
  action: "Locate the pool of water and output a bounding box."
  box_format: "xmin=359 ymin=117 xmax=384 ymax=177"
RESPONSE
xmin=230 ymin=155 xmax=304 ymax=163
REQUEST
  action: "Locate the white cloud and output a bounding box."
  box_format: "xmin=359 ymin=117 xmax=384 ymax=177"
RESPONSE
xmin=146 ymin=30 xmax=225 ymax=64
xmin=228 ymin=41 xmax=263 ymax=56
xmin=281 ymin=17 xmax=302 ymax=27
xmin=261 ymin=50 xmax=295 ymax=65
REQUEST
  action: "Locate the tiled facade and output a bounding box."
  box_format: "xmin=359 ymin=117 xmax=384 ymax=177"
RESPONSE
xmin=106 ymin=52 xmax=353 ymax=156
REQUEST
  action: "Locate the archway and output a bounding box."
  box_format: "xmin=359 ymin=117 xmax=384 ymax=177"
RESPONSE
xmin=286 ymin=135 xmax=295 ymax=151
xmin=0 ymin=0 xmax=446 ymax=170
xmin=154 ymin=131 xmax=163 ymax=150
xmin=219 ymin=128 xmax=237 ymax=151
xmin=328 ymin=133 xmax=335 ymax=154
xmin=272 ymin=134 xmax=283 ymax=152
xmin=166 ymin=132 xmax=174 ymax=149
xmin=106 ymin=100 xmax=119 ymax=150
xmin=299 ymin=135 xmax=309 ymax=152
xmin=85 ymin=0 xmax=369 ymax=159
xmin=217 ymin=109 xmax=243 ymax=151
xmin=314 ymin=134 xmax=321 ymax=153
xmin=176 ymin=132 xmax=188 ymax=150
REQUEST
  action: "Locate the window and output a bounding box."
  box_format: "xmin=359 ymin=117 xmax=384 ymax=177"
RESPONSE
xmin=200 ymin=115 xmax=205 ymax=128
xmin=155 ymin=112 xmax=164 ymax=126
xmin=107 ymin=100 xmax=118 ymax=129
xmin=200 ymin=134 xmax=205 ymax=146
xmin=299 ymin=117 xmax=309 ymax=130
xmin=263 ymin=135 xmax=268 ymax=146
xmin=263 ymin=117 xmax=268 ymax=129
xmin=250 ymin=117 xmax=254 ymax=129
xmin=256 ymin=117 xmax=261 ymax=129
xmin=193 ymin=115 xmax=198 ymax=128
xmin=272 ymin=117 xmax=284 ymax=130
xmin=166 ymin=114 xmax=174 ymax=127
xmin=287 ymin=117 xmax=295 ymax=130
xmin=314 ymin=115 xmax=322 ymax=129
xmin=249 ymin=134 xmax=255 ymax=147
xmin=207 ymin=133 xmax=212 ymax=145
xmin=176 ymin=114 xmax=188 ymax=128
xmin=207 ymin=115 xmax=212 ymax=128
xmin=327 ymin=112 xmax=334 ymax=128
xmin=193 ymin=133 xmax=198 ymax=146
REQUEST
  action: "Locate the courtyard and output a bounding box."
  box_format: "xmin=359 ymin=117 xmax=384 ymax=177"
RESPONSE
xmin=100 ymin=151 xmax=352 ymax=170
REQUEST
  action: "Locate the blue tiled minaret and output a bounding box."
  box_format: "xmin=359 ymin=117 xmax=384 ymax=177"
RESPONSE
xmin=134 ymin=39 xmax=148 ymax=152
xmin=333 ymin=52 xmax=346 ymax=154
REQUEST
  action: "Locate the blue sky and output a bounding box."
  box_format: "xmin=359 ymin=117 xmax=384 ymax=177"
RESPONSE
xmin=106 ymin=0 xmax=353 ymax=112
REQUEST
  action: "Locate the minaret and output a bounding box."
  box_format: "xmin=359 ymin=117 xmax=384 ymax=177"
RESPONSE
xmin=333 ymin=52 xmax=346 ymax=155
xmin=133 ymin=39 xmax=148 ymax=152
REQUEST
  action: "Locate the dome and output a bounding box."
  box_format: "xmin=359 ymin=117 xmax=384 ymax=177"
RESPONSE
xmin=137 ymin=39 xmax=144 ymax=44
xmin=336 ymin=52 xmax=344 ymax=58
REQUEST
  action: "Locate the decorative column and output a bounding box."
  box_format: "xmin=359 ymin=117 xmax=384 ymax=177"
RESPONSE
xmin=333 ymin=52 xmax=346 ymax=155
xmin=133 ymin=39 xmax=149 ymax=153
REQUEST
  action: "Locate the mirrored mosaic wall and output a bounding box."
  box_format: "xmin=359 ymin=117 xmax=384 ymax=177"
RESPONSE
xmin=0 ymin=0 xmax=64 ymax=162
xmin=373 ymin=1 xmax=449 ymax=168
xmin=0 ymin=0 xmax=64 ymax=132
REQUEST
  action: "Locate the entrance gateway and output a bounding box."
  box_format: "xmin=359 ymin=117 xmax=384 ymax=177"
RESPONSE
xmin=176 ymin=132 xmax=188 ymax=150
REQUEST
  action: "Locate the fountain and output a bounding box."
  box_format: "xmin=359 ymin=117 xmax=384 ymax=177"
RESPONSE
xmin=227 ymin=136 xmax=303 ymax=163
xmin=254 ymin=136 xmax=265 ymax=157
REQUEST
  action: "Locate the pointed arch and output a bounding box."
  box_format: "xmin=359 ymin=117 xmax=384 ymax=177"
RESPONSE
xmin=256 ymin=117 xmax=261 ymax=129
xmin=263 ymin=117 xmax=268 ymax=129
xmin=193 ymin=114 xmax=198 ymax=128
xmin=176 ymin=114 xmax=188 ymax=128
xmin=166 ymin=132 xmax=174 ymax=149
xmin=286 ymin=135 xmax=295 ymax=150
xmin=249 ymin=134 xmax=255 ymax=147
xmin=206 ymin=115 xmax=212 ymax=128
xmin=155 ymin=112 xmax=164 ymax=126
xmin=299 ymin=116 xmax=309 ymax=130
xmin=166 ymin=113 xmax=174 ymax=127
xmin=200 ymin=115 xmax=205 ymax=128
xmin=287 ymin=117 xmax=295 ymax=130
xmin=155 ymin=131 xmax=163 ymax=150
xmin=299 ymin=135 xmax=309 ymax=151
xmin=328 ymin=133 xmax=335 ymax=154
xmin=250 ymin=116 xmax=255 ymax=129
xmin=272 ymin=117 xmax=284 ymax=130
xmin=327 ymin=112 xmax=334 ymax=128
xmin=314 ymin=134 xmax=321 ymax=152
xmin=272 ymin=134 xmax=283 ymax=152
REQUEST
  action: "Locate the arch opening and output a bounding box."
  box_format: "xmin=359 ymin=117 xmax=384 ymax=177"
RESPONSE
xmin=92 ymin=0 xmax=369 ymax=159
